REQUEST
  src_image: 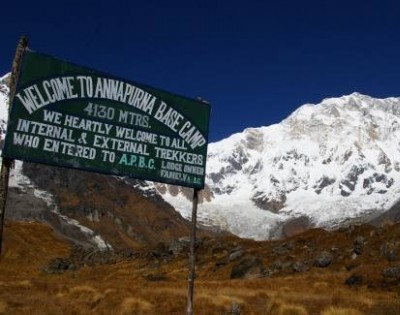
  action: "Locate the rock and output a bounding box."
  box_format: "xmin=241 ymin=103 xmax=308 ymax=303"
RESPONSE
xmin=272 ymin=242 xmax=294 ymax=255
xmin=229 ymin=250 xmax=244 ymax=262
xmin=43 ymin=258 xmax=76 ymax=274
xmin=380 ymin=240 xmax=399 ymax=262
xmin=263 ymin=268 xmax=276 ymax=277
xmin=230 ymin=256 xmax=264 ymax=279
xmin=168 ymin=239 xmax=189 ymax=255
xmin=345 ymin=274 xmax=363 ymax=286
xmin=314 ymin=177 xmax=336 ymax=195
xmin=151 ymin=242 xmax=169 ymax=257
xmin=209 ymin=242 xmax=228 ymax=256
xmin=269 ymin=259 xmax=283 ymax=271
xmin=230 ymin=245 xmax=244 ymax=253
xmin=281 ymin=261 xmax=293 ymax=270
xmin=227 ymin=302 xmax=241 ymax=314
xmin=292 ymin=261 xmax=309 ymax=273
xmin=70 ymin=246 xmax=116 ymax=266
xmin=272 ymin=245 xmax=289 ymax=255
xmin=314 ymin=251 xmax=333 ymax=268
xmin=215 ymin=258 xmax=228 ymax=267
xmin=382 ymin=267 xmax=400 ymax=278
xmin=281 ymin=216 xmax=313 ymax=237
xmin=353 ymin=236 xmax=365 ymax=255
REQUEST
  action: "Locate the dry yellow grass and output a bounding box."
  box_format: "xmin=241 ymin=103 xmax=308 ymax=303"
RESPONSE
xmin=67 ymin=285 xmax=105 ymax=308
xmin=276 ymin=303 xmax=309 ymax=315
xmin=120 ymin=297 xmax=154 ymax=315
xmin=1 ymin=221 xmax=400 ymax=314
xmin=0 ymin=300 xmax=7 ymax=314
xmin=321 ymin=306 xmax=364 ymax=315
xmin=2 ymin=264 xmax=397 ymax=314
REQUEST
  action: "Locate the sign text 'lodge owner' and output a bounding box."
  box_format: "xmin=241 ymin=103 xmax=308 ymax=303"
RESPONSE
xmin=3 ymin=51 xmax=211 ymax=189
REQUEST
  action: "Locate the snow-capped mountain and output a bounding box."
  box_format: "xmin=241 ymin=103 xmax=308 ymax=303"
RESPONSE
xmin=0 ymin=73 xmax=10 ymax=141
xmin=160 ymin=92 xmax=400 ymax=239
xmin=2 ymin=70 xmax=400 ymax=242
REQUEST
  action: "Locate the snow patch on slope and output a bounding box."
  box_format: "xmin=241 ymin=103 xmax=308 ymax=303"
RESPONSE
xmin=8 ymin=160 xmax=112 ymax=250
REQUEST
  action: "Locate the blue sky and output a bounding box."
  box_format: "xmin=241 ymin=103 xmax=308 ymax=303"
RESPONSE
xmin=1 ymin=0 xmax=400 ymax=142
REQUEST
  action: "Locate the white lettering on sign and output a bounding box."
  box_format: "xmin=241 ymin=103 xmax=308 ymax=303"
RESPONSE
xmin=93 ymin=135 xmax=149 ymax=155
xmin=178 ymin=121 xmax=206 ymax=149
xmin=92 ymin=78 xmax=156 ymax=115
xmin=153 ymin=101 xmax=183 ymax=132
xmin=16 ymin=76 xmax=156 ymax=116
xmin=13 ymin=133 xmax=40 ymax=148
xmin=16 ymin=119 xmax=75 ymax=142
xmin=16 ymin=77 xmax=78 ymax=114
xmin=63 ymin=114 xmax=113 ymax=135
xmin=118 ymin=109 xmax=149 ymax=128
xmin=154 ymin=147 xmax=203 ymax=166
xmin=114 ymin=126 xmax=158 ymax=144
xmin=161 ymin=161 xmax=183 ymax=172
xmin=60 ymin=141 xmax=96 ymax=159
xmin=15 ymin=76 xmax=207 ymax=149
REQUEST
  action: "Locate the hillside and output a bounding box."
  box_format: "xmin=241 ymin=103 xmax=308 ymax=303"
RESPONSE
xmin=1 ymin=220 xmax=400 ymax=314
xmin=0 ymin=69 xmax=213 ymax=254
xmin=1 ymin=72 xmax=220 ymax=249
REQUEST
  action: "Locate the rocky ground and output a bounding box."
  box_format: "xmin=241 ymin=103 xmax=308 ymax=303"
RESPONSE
xmin=1 ymin=220 xmax=400 ymax=314
xmin=43 ymin=221 xmax=400 ymax=289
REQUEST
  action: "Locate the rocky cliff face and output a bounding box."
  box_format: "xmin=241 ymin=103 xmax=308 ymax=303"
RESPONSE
xmin=20 ymin=162 xmax=192 ymax=250
xmin=5 ymin=157 xmax=199 ymax=250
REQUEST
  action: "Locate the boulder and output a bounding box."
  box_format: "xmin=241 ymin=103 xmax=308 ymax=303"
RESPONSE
xmin=382 ymin=266 xmax=400 ymax=278
xmin=380 ymin=240 xmax=399 ymax=262
xmin=345 ymin=274 xmax=363 ymax=286
xmin=353 ymin=236 xmax=365 ymax=255
xmin=230 ymin=256 xmax=264 ymax=279
xmin=43 ymin=258 xmax=76 ymax=274
xmin=314 ymin=251 xmax=333 ymax=268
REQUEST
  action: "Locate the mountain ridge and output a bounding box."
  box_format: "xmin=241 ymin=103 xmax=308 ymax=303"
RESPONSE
xmin=1 ymin=71 xmax=400 ymax=243
xmin=160 ymin=91 xmax=400 ymax=239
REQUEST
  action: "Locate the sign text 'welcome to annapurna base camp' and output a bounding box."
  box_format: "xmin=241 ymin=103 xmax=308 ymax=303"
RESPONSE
xmin=3 ymin=51 xmax=210 ymax=189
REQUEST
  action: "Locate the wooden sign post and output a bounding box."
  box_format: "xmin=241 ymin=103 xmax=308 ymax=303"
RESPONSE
xmin=0 ymin=40 xmax=211 ymax=315
xmin=0 ymin=36 xmax=28 ymax=261
xmin=186 ymin=188 xmax=199 ymax=315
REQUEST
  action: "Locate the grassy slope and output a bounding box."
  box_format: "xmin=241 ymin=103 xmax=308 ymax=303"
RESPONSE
xmin=0 ymin=220 xmax=400 ymax=314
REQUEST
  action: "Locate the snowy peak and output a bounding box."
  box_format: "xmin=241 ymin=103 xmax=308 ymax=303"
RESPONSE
xmin=162 ymin=93 xmax=400 ymax=239
xmin=208 ymin=92 xmax=400 ymax=199
xmin=0 ymin=73 xmax=10 ymax=140
xmin=286 ymin=93 xmax=400 ymax=140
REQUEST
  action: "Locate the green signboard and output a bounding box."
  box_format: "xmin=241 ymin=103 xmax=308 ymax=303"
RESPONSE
xmin=3 ymin=51 xmax=210 ymax=189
